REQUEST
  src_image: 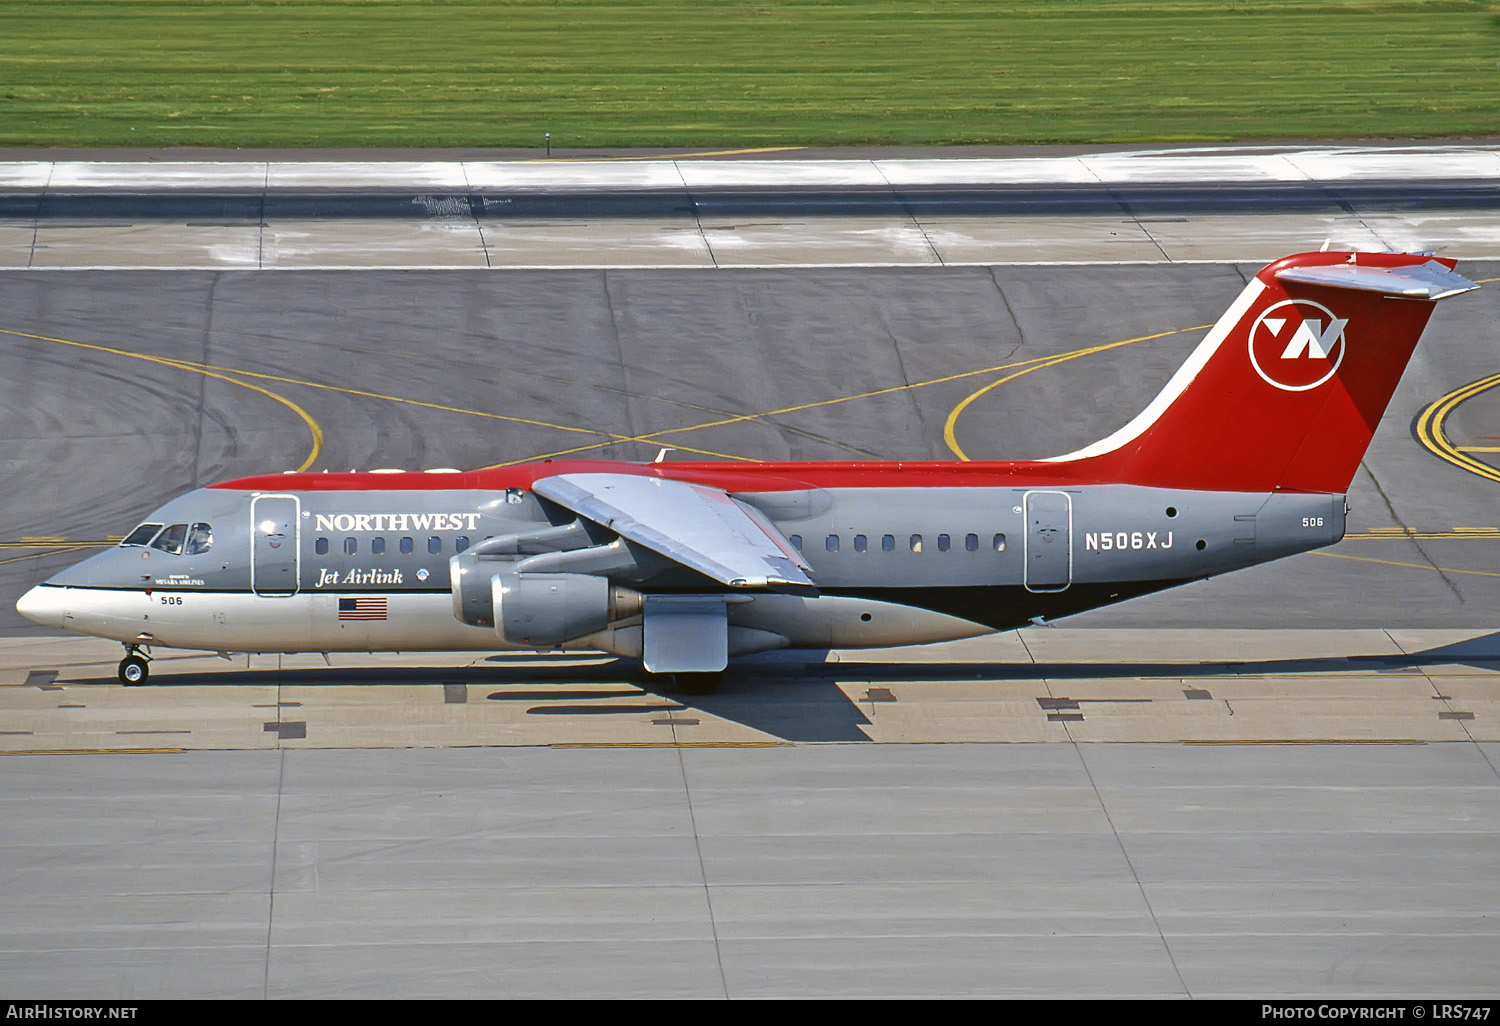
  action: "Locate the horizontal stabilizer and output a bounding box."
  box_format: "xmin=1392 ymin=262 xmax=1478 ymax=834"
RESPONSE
xmin=1276 ymin=259 xmax=1477 ymax=300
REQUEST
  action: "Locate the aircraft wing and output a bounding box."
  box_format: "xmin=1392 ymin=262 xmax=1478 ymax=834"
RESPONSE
xmin=532 ymin=472 xmax=816 ymax=590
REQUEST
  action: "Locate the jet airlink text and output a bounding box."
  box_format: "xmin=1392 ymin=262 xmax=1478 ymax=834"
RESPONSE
xmin=316 ymin=567 xmax=405 ymax=587
xmin=313 ymin=512 xmax=483 ymax=533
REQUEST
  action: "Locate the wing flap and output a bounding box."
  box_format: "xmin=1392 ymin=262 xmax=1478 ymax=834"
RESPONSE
xmin=532 ymin=473 xmax=815 ymax=590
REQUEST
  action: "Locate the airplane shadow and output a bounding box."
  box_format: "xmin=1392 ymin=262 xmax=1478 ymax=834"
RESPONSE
xmin=59 ymin=631 xmax=1500 ymax=744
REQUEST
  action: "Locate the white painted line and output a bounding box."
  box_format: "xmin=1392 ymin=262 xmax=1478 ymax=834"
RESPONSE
xmin=265 ymin=161 xmax=469 ymax=189
xmin=0 ymin=161 xmax=52 ymax=189
xmin=8 ymin=145 xmax=1499 ymax=194
xmin=1285 ymin=147 xmax=1500 ymax=182
xmin=46 ymin=161 xmax=270 ymax=189
xmin=675 ymin=159 xmax=888 ymax=188
xmin=466 ymin=160 xmax=686 ymax=190
xmin=1079 ymin=152 xmax=1310 ymax=184
xmin=14 ymin=256 xmax=1500 ymax=273
xmin=876 ymin=156 xmax=1097 ymax=186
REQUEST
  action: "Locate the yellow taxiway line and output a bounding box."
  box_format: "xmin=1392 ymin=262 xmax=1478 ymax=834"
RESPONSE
xmin=1414 ymin=371 xmax=1500 ymax=486
xmin=1311 ymin=550 xmax=1500 ymax=578
xmin=0 ymin=326 xmax=327 ymax=473
xmin=942 ymin=325 xmax=1211 ymax=461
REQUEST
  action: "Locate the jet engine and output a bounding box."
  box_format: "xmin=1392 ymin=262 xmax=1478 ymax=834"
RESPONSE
xmin=452 ymin=559 xmax=642 ymax=647
xmin=494 ymin=572 xmax=643 ymax=647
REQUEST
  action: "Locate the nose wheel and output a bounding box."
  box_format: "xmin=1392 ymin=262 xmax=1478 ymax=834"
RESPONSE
xmin=118 ymin=647 xmax=150 ymax=686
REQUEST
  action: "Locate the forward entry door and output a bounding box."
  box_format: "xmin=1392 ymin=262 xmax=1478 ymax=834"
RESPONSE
xmin=251 ymin=494 xmax=300 ymax=596
xmin=1024 ymin=490 xmax=1072 ymax=593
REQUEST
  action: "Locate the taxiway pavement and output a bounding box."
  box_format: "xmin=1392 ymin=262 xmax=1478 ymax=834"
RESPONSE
xmin=2 ymin=151 xmax=1499 ymax=998
xmin=6 ymin=262 xmax=1500 ymax=635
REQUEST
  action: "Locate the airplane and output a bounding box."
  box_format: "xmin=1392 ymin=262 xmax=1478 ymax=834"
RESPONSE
xmin=15 ymin=250 xmax=1478 ymax=687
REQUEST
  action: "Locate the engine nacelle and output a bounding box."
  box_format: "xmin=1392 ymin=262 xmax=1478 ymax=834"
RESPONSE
xmin=451 ymin=554 xmax=498 ymax=627
xmin=494 ymin=573 xmax=642 ymax=648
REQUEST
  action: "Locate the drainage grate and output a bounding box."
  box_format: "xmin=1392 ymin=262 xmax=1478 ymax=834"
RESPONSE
xmin=263 ymin=721 xmax=307 ymax=739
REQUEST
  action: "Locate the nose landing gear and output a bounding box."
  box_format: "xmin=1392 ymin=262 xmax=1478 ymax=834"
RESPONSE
xmin=118 ymin=645 xmax=150 ymax=686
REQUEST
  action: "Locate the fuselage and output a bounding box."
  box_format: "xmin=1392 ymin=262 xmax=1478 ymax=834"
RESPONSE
xmin=19 ymin=459 xmax=1345 ymax=657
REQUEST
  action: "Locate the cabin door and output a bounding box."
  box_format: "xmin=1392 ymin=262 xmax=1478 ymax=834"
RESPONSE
xmin=251 ymin=495 xmax=300 ymax=596
xmin=1023 ymin=490 xmax=1072 ymax=593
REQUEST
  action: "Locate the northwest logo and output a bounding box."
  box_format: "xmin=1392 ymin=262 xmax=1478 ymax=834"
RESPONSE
xmin=1247 ymin=298 xmax=1347 ymax=392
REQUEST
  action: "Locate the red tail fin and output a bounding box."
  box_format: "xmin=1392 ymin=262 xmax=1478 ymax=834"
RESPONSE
xmin=1048 ymin=251 xmax=1476 ymax=493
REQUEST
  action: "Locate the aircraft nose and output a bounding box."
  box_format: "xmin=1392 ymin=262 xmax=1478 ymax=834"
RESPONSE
xmin=15 ymin=586 xmax=67 ymax=629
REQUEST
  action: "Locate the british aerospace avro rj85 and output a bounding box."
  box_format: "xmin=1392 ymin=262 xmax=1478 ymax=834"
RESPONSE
xmin=17 ymin=252 xmax=1477 ymax=685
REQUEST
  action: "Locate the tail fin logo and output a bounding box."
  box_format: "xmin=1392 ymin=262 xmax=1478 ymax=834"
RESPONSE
xmin=1248 ymin=298 xmax=1347 ymax=392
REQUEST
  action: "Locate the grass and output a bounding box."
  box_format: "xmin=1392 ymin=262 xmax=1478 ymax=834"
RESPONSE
xmin=0 ymin=0 xmax=1497 ymax=148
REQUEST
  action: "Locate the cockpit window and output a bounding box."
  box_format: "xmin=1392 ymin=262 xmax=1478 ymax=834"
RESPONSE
xmin=185 ymin=523 xmax=213 ymax=555
xmin=151 ymin=523 xmax=189 ymax=555
xmin=120 ymin=523 xmax=163 ymax=547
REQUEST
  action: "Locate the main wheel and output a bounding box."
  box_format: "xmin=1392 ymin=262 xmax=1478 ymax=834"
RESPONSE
xmin=118 ymin=655 xmax=149 ymax=686
xmin=672 ymin=671 xmax=723 ymax=695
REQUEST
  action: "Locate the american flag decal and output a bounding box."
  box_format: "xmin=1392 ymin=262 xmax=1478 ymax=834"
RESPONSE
xmin=338 ymin=597 xmax=388 ymax=621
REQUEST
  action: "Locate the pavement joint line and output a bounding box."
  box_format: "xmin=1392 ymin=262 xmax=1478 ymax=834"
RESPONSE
xmin=0 ymin=748 xmax=185 ymax=756
xmin=1312 ymin=550 xmax=1500 ymax=578
xmin=1182 ymin=739 xmax=1426 ymax=745
xmin=8 ymin=256 xmax=1500 ymax=272
xmin=551 ymin=741 xmax=787 ymax=749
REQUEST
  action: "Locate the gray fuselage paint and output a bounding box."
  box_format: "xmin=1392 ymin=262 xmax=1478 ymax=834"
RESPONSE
xmin=35 ymin=483 xmax=1344 ymax=655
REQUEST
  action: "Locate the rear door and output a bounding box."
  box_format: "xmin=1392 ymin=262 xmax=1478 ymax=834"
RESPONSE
xmin=1023 ymin=490 xmax=1071 ymax=593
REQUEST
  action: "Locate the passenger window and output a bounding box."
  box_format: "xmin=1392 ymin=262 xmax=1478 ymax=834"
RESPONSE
xmin=152 ymin=523 xmax=188 ymax=555
xmin=826 ymin=535 xmax=839 ymax=553
xmin=120 ymin=523 xmax=163 ymax=547
xmin=789 ymin=534 xmax=802 ymax=550
xmin=937 ymin=534 xmax=951 ymax=552
xmin=428 ymin=536 xmax=441 ymax=554
xmin=371 ymin=537 xmax=386 ymax=555
xmin=315 ymin=537 xmax=329 ymax=556
xmin=853 ymin=534 xmax=867 ymax=553
xmin=910 ymin=534 xmax=923 ymax=553
xmin=344 ymin=537 xmax=357 ymax=555
xmin=185 ymin=523 xmax=213 ymax=555
xmin=456 ymin=536 xmax=470 ymax=553
xmin=400 ymin=537 xmax=414 ymax=555
xmin=881 ymin=534 xmax=895 ymax=552
xmin=993 ymin=533 xmax=1007 ymax=552
xmin=966 ymin=533 xmax=979 ymax=552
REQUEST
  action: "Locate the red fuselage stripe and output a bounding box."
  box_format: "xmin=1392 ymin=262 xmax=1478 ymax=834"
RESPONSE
xmin=209 ymin=459 xmax=1121 ymax=494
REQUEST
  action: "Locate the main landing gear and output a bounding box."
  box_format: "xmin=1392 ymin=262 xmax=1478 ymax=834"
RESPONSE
xmin=671 ymin=672 xmax=723 ymax=695
xmin=118 ymin=645 xmax=150 ymax=686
